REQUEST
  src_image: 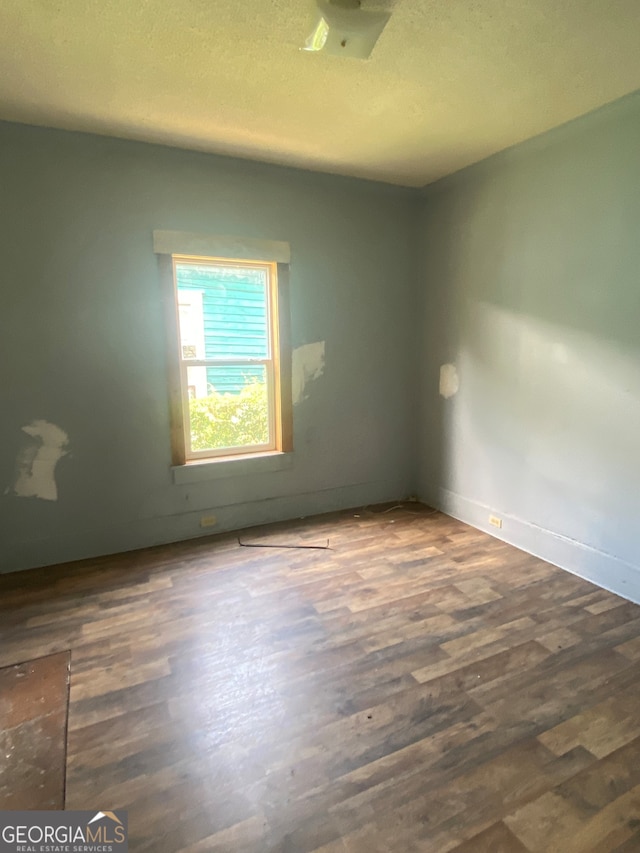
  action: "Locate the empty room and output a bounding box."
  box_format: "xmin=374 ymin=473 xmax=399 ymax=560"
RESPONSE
xmin=1 ymin=1 xmax=640 ymax=851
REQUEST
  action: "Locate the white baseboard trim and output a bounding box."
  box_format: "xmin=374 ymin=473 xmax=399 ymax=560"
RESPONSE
xmin=427 ymin=485 xmax=640 ymax=606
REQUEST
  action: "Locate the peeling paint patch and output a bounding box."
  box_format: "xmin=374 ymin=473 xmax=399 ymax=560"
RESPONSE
xmin=439 ymin=363 xmax=459 ymax=399
xmin=8 ymin=420 xmax=69 ymax=501
xmin=292 ymin=341 xmax=325 ymax=405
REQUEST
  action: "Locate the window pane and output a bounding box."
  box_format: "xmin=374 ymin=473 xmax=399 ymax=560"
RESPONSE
xmin=176 ymin=263 xmax=269 ymax=359
xmin=187 ymin=365 xmax=270 ymax=452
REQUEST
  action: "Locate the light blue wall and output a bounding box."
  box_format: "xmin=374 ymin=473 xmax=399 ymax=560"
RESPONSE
xmin=4 ymin=90 xmax=640 ymax=591
xmin=417 ymin=91 xmax=640 ymax=602
xmin=0 ymin=121 xmax=420 ymax=572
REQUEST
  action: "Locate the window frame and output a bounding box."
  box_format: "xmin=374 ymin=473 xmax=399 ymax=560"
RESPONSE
xmin=156 ymin=234 xmax=292 ymax=467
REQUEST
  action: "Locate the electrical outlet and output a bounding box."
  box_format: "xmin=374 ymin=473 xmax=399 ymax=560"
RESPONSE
xmin=489 ymin=515 xmax=503 ymax=529
xmin=200 ymin=515 xmax=217 ymax=528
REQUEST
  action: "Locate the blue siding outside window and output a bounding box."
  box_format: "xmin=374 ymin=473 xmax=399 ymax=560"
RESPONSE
xmin=176 ymin=264 xmax=268 ymax=394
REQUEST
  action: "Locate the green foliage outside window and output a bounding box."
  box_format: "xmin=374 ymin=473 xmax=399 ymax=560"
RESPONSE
xmin=188 ymin=381 xmax=269 ymax=451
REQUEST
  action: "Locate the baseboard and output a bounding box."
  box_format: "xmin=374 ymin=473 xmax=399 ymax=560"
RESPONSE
xmin=2 ymin=480 xmax=403 ymax=575
xmin=425 ymin=484 xmax=640 ymax=606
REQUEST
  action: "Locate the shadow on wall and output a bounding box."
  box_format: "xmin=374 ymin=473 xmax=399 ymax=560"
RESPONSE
xmin=419 ymin=106 xmax=640 ymax=569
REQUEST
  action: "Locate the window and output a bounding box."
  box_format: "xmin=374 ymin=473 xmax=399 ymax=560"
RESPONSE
xmin=155 ymin=232 xmax=292 ymax=465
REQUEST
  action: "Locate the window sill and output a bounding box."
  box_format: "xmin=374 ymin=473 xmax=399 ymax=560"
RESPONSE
xmin=172 ymin=451 xmax=294 ymax=484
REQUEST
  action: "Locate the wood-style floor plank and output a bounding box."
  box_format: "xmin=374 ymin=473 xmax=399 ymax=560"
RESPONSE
xmin=1 ymin=504 xmax=640 ymax=851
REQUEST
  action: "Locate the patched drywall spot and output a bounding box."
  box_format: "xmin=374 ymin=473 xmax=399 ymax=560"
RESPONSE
xmin=439 ymin=363 xmax=459 ymax=399
xmin=8 ymin=420 xmax=69 ymax=501
xmin=292 ymin=341 xmax=325 ymax=405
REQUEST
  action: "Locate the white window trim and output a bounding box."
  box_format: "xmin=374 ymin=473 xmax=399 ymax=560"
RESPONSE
xmin=153 ymin=231 xmax=291 ymax=263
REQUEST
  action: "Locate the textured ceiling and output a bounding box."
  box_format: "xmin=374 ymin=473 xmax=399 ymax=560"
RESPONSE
xmin=1 ymin=1 xmax=640 ymax=187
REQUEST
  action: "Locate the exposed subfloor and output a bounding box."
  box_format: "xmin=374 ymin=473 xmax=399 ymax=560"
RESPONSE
xmin=1 ymin=504 xmax=640 ymax=852
xmin=0 ymin=651 xmax=70 ymax=809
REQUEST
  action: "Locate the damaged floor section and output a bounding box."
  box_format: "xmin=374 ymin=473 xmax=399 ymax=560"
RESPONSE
xmin=0 ymin=651 xmax=70 ymax=809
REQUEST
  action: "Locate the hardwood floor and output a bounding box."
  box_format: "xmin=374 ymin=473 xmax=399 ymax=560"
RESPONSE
xmin=1 ymin=503 xmax=640 ymax=852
